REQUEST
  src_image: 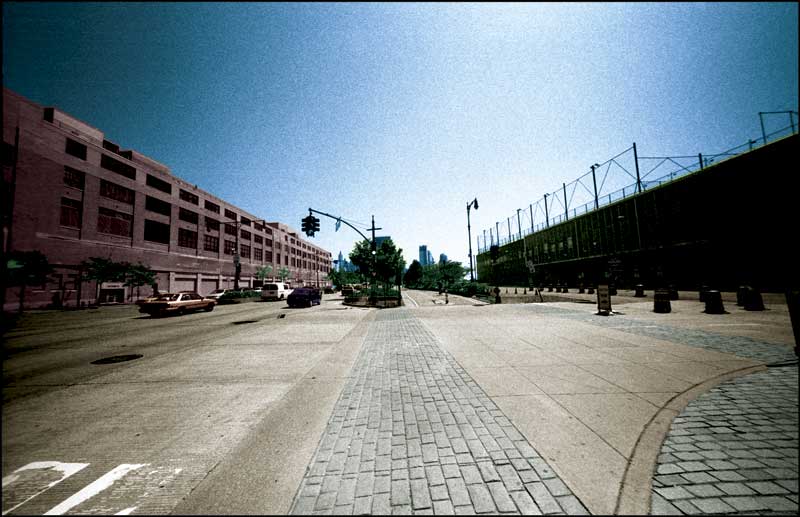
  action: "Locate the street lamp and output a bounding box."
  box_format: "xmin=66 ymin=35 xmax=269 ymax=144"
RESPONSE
xmin=466 ymin=198 xmax=478 ymax=282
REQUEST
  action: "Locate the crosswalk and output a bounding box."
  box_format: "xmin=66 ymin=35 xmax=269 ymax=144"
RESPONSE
xmin=2 ymin=461 xmax=184 ymax=515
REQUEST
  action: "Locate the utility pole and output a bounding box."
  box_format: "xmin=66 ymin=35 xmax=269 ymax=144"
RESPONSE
xmin=466 ymin=198 xmax=478 ymax=282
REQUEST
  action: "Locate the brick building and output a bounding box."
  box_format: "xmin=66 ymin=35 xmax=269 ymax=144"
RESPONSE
xmin=2 ymin=88 xmax=332 ymax=309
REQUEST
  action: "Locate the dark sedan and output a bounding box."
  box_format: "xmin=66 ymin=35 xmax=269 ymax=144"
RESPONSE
xmin=287 ymin=287 xmax=321 ymax=308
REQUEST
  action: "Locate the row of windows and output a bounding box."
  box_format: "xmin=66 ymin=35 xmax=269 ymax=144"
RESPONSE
xmin=59 ymin=198 xmax=325 ymax=269
xmin=60 ymin=139 xmax=326 ymax=252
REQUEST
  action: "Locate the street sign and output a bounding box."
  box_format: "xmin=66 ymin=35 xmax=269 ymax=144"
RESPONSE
xmin=597 ymin=284 xmax=612 ymax=313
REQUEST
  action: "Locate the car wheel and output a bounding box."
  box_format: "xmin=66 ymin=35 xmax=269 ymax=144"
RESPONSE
xmin=177 ymin=308 xmax=185 ymax=316
xmin=205 ymin=304 xmax=214 ymax=312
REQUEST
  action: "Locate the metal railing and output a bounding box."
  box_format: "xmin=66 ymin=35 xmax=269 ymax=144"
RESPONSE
xmin=478 ymin=111 xmax=798 ymax=254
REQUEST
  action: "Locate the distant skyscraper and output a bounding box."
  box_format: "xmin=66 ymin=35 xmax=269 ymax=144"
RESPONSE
xmin=375 ymin=235 xmax=391 ymax=249
xmin=419 ymin=245 xmax=429 ymax=266
xmin=439 ymin=253 xmax=448 ymax=263
xmin=427 ymin=250 xmax=434 ymax=265
xmin=337 ymin=251 xmax=344 ymax=271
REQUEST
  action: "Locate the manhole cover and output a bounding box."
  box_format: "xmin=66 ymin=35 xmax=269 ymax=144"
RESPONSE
xmin=91 ymin=354 xmax=143 ymax=365
xmin=232 ymin=320 xmax=258 ymax=325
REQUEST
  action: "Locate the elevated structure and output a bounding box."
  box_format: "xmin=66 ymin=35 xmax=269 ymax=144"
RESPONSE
xmin=477 ymin=133 xmax=798 ymax=292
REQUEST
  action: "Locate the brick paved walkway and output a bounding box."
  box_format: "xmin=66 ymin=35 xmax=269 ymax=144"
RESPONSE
xmin=651 ymin=366 xmax=798 ymax=515
xmin=289 ymin=309 xmax=588 ymax=515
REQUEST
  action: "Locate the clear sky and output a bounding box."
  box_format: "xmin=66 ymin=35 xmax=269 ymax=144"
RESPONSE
xmin=3 ymin=2 xmax=797 ymax=272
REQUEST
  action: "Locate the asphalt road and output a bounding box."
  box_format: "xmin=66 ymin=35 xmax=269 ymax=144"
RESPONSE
xmin=2 ymin=296 xmax=372 ymax=515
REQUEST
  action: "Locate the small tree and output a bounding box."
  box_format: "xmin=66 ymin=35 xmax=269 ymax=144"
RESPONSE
xmin=404 ymin=260 xmax=423 ymax=287
xmin=5 ymin=250 xmax=53 ymax=313
xmin=123 ymin=262 xmax=157 ymax=301
xmin=81 ymin=257 xmax=127 ymax=304
xmin=277 ymin=267 xmax=291 ymax=283
xmin=256 ymin=265 xmax=273 ymax=285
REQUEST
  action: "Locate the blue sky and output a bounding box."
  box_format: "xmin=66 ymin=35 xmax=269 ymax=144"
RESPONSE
xmin=3 ymin=2 xmax=797 ymax=271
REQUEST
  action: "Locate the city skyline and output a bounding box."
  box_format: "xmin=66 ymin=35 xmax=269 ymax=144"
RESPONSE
xmin=3 ymin=2 xmax=797 ymax=269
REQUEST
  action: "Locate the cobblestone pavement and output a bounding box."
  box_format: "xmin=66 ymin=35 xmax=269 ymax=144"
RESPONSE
xmin=538 ymin=304 xmax=798 ymax=515
xmin=651 ymin=367 xmax=798 ymax=515
xmin=289 ymin=308 xmax=589 ymax=515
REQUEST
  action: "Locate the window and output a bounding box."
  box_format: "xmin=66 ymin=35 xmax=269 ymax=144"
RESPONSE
xmin=145 ymin=195 xmax=171 ymax=216
xmin=179 ymin=207 xmax=199 ymax=224
xmin=101 ymin=154 xmax=136 ymax=180
xmin=284 ymin=255 xmax=288 ymax=266
xmin=254 ymin=235 xmax=263 ymax=244
xmin=204 ymin=234 xmax=219 ymax=252
xmin=254 ymin=222 xmax=263 ymax=231
xmin=205 ymin=200 xmax=220 ymax=213
xmin=291 ymin=258 xmax=296 ymax=267
xmin=264 ymin=227 xmax=272 ymax=235
xmin=179 ymin=189 xmax=199 ymax=205
xmin=265 ymin=238 xmax=273 ymax=247
xmin=240 ymin=229 xmax=251 ymax=240
xmin=60 ymin=197 xmax=82 ymax=228
xmin=178 ymin=228 xmax=198 ymax=249
xmin=254 ymin=248 xmax=262 ymax=261
xmin=224 ymin=240 xmax=236 ymax=255
xmin=240 ymin=244 xmax=251 ymax=259
xmin=146 ymin=174 xmax=172 ymax=194
xmin=205 ymin=216 xmax=219 ymax=232
xmin=100 ymin=179 xmax=135 ymax=205
xmin=65 ymin=138 xmax=87 ymax=160
xmin=224 ymin=223 xmax=237 ymax=236
xmin=97 ymin=207 xmax=133 ymax=237
xmin=276 ymin=253 xmax=281 ymax=264
xmin=265 ymin=251 xmax=273 ymax=262
xmin=224 ymin=209 xmax=237 ymax=220
xmin=240 ymin=217 xmax=251 ymax=227
xmin=63 ymin=166 xmax=85 ymax=189
xmin=144 ymin=219 xmax=170 ymax=244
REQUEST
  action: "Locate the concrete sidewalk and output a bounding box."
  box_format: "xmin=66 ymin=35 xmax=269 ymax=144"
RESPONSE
xmin=288 ymin=295 xmax=797 ymax=514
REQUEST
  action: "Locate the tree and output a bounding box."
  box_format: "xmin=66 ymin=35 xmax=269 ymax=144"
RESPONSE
xmin=123 ymin=262 xmax=157 ymax=301
xmin=277 ymin=267 xmax=291 ymax=283
xmin=404 ymin=260 xmax=423 ymax=287
xmin=349 ymin=238 xmax=405 ymax=286
xmin=5 ymin=250 xmax=53 ymax=313
xmin=81 ymin=257 xmax=127 ymax=304
xmin=256 ymin=265 xmax=273 ymax=285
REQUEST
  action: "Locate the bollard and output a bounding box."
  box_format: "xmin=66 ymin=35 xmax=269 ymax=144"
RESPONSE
xmin=587 ymin=286 xmax=595 ymax=295
xmin=736 ymin=286 xmax=748 ymax=306
xmin=547 ymin=285 xmax=553 ymax=292
xmin=523 ymin=288 xmax=527 ymax=294
xmin=699 ymin=285 xmax=710 ymax=302
xmin=743 ymin=287 xmax=764 ymax=311
xmin=578 ymin=284 xmax=585 ymax=294
xmin=704 ymin=290 xmax=725 ymax=314
xmin=634 ymin=284 xmax=645 ymax=297
xmin=668 ymin=286 xmax=679 ymax=300
xmin=514 ymin=287 xmax=518 ymax=294
xmin=609 ymin=285 xmax=617 ymax=296
xmin=653 ymin=289 xmax=671 ymax=313
xmin=562 ymin=285 xmax=569 ymax=293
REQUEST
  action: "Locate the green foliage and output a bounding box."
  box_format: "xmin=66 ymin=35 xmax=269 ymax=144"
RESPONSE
xmin=256 ymin=265 xmax=273 ymax=281
xmin=404 ymin=260 xmax=423 ymax=286
xmin=404 ymin=259 xmax=469 ymax=291
xmin=349 ymin=238 xmax=405 ymax=285
xmin=80 ymin=257 xmax=127 ymax=284
xmin=277 ymin=267 xmax=291 ymax=282
xmin=122 ymin=262 xmax=156 ymax=290
xmin=5 ymin=250 xmax=53 ymax=287
xmin=327 ymin=268 xmax=361 ymax=288
xmin=219 ymin=289 xmax=261 ymax=300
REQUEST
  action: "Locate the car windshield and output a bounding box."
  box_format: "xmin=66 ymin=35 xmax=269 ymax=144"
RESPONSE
xmin=209 ymin=289 xmax=225 ymax=294
xmin=264 ymin=284 xmax=278 ymax=290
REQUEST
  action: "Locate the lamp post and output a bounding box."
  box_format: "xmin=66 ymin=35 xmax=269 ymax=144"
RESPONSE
xmin=466 ymin=198 xmax=478 ymax=282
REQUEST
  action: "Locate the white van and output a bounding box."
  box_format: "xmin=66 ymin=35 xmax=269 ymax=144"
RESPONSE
xmin=261 ymin=283 xmax=293 ymax=301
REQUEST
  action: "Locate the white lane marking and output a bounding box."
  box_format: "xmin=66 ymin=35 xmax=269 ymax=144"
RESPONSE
xmin=115 ymin=507 xmax=137 ymax=515
xmin=703 ymin=323 xmax=763 ymax=327
xmin=43 ymin=464 xmax=148 ymax=515
xmin=403 ymin=293 xmax=419 ymax=307
xmin=2 ymin=461 xmax=89 ymax=515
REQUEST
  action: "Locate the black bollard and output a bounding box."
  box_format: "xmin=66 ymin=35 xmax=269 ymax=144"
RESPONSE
xmin=634 ymin=284 xmax=645 ymax=297
xmin=653 ymin=289 xmax=671 ymax=313
xmin=743 ymin=287 xmax=764 ymax=311
xmin=704 ymin=290 xmax=725 ymax=314
xmin=736 ymin=286 xmax=748 ymax=306
xmin=587 ymin=287 xmax=595 ymax=295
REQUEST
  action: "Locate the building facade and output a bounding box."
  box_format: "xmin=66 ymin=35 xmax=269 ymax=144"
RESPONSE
xmin=2 ymin=88 xmax=332 ymax=309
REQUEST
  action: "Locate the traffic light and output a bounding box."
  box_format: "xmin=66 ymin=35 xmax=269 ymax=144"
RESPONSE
xmin=312 ymin=216 xmax=320 ymax=234
xmin=301 ymin=216 xmax=310 ymax=235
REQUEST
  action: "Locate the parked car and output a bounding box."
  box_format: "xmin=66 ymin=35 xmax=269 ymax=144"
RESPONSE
xmin=341 ymin=284 xmax=355 ymax=297
xmin=138 ymin=291 xmax=216 ymax=317
xmin=206 ymin=289 xmax=231 ymax=300
xmin=287 ymin=287 xmax=322 ymax=308
xmin=261 ymin=283 xmax=293 ymax=301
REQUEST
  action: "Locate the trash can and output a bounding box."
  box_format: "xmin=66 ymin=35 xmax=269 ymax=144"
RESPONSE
xmin=653 ymin=289 xmax=671 ymax=313
xmin=704 ymin=290 xmax=725 ymax=314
